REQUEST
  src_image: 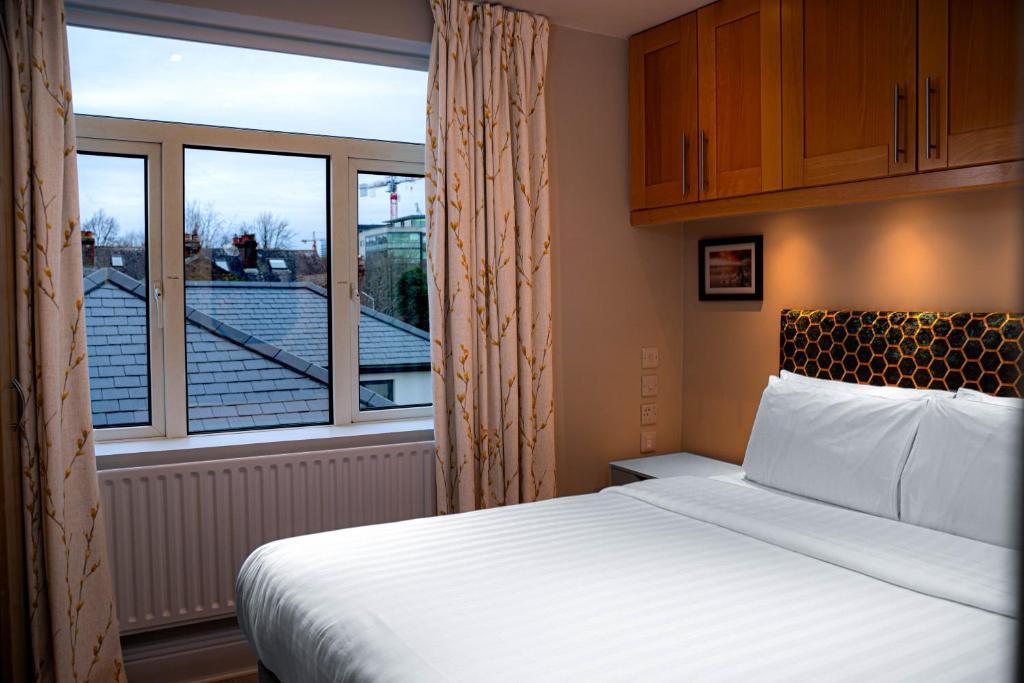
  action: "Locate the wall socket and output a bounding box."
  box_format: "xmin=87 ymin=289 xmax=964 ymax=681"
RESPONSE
xmin=641 ymin=374 xmax=658 ymax=397
xmin=640 ymin=430 xmax=657 ymax=453
xmin=640 ymin=403 xmax=657 ymax=425
xmin=641 ymin=347 xmax=659 ymax=369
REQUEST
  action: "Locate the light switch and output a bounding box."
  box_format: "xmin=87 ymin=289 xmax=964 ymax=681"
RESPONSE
xmin=641 ymin=431 xmax=656 ymax=453
xmin=641 ymin=374 xmax=658 ymax=397
xmin=640 ymin=403 xmax=657 ymax=425
xmin=641 ymin=347 xmax=659 ymax=369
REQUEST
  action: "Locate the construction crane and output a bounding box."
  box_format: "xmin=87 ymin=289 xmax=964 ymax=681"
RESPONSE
xmin=358 ymin=175 xmax=419 ymax=222
xmin=299 ymin=232 xmax=323 ymax=255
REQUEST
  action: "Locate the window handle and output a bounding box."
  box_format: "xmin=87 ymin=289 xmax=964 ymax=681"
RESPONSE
xmin=153 ymin=283 xmax=164 ymax=329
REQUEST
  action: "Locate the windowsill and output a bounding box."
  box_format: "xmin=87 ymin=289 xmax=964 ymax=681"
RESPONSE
xmin=94 ymin=418 xmax=434 ymax=470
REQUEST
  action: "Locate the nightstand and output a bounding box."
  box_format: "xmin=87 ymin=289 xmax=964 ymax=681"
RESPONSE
xmin=608 ymin=452 xmax=742 ymax=486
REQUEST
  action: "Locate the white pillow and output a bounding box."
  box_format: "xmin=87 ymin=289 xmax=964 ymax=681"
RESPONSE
xmin=743 ymin=380 xmax=927 ymax=518
xmin=900 ymin=398 xmax=1021 ymax=547
xmin=955 ymin=387 xmax=1023 ymax=409
xmin=780 ymin=369 xmax=954 ymax=400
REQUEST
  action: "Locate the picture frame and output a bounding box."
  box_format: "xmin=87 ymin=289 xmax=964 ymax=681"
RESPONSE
xmin=698 ymin=235 xmax=763 ymax=301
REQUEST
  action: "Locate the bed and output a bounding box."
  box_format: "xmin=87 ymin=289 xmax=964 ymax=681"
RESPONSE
xmin=237 ymin=311 xmax=1022 ymax=682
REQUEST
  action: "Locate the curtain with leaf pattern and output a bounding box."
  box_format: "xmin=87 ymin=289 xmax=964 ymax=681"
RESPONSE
xmin=3 ymin=1 xmax=125 ymax=680
xmin=427 ymin=0 xmax=556 ymax=513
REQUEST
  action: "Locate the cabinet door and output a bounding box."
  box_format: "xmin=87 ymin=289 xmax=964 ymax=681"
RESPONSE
xmin=919 ymin=0 xmax=1023 ymax=171
xmin=629 ymin=16 xmax=698 ymax=210
xmin=697 ymin=0 xmax=781 ymax=200
xmin=782 ymin=0 xmax=916 ymax=188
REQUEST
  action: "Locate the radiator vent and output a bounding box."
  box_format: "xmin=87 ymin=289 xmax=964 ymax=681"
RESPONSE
xmin=97 ymin=441 xmax=436 ymax=634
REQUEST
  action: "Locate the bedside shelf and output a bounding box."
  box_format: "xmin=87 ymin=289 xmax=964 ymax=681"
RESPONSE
xmin=609 ymin=452 xmax=742 ymax=486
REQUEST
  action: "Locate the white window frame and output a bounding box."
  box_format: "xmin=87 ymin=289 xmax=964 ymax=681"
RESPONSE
xmin=77 ymin=137 xmax=166 ymax=440
xmin=77 ymin=115 xmax=429 ymax=441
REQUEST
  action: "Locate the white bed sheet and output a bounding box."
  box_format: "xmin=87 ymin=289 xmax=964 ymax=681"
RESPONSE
xmin=237 ymin=476 xmax=1017 ymax=683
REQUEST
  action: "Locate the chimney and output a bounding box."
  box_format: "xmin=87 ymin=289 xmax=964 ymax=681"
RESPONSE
xmin=81 ymin=230 xmax=95 ymax=268
xmin=233 ymin=233 xmax=258 ymax=269
xmin=183 ymin=231 xmax=202 ymax=258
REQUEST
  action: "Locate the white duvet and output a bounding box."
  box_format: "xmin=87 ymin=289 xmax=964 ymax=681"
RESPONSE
xmin=236 ymin=476 xmax=1017 ymax=682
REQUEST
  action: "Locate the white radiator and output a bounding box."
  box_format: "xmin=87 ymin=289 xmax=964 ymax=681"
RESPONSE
xmin=97 ymin=441 xmax=436 ymax=634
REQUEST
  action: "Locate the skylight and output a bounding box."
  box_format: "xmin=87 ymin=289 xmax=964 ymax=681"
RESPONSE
xmin=111 ymin=255 xmax=124 ymax=267
xmin=67 ymin=26 xmax=428 ymax=144
xmin=269 ymin=258 xmax=288 ymax=269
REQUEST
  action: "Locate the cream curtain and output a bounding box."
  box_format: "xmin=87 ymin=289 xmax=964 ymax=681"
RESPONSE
xmin=427 ymin=0 xmax=555 ymax=513
xmin=3 ymin=1 xmax=125 ymax=680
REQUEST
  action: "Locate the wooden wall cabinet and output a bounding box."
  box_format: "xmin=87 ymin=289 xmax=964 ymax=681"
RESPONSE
xmin=919 ymin=0 xmax=1023 ymax=171
xmin=629 ymin=16 xmax=698 ymax=210
xmin=628 ymin=0 xmax=1024 ymax=224
xmin=697 ymin=0 xmax=782 ymax=200
xmin=782 ymin=0 xmax=917 ymax=189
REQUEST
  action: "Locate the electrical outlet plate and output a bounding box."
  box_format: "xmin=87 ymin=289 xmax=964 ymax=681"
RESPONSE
xmin=641 ymin=374 xmax=658 ymax=397
xmin=640 ymin=430 xmax=656 ymax=453
xmin=641 ymin=347 xmax=659 ymax=369
xmin=640 ymin=403 xmax=657 ymax=425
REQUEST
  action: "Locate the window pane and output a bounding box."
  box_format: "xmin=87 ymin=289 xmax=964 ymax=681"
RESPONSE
xmin=184 ymin=148 xmax=330 ymax=433
xmin=79 ymin=153 xmax=151 ymax=428
xmin=357 ymin=172 xmax=431 ymax=410
xmin=68 ymin=27 xmax=427 ymax=144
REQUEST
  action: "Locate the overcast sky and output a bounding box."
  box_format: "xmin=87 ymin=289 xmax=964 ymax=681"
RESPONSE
xmin=70 ymin=26 xmax=427 ymax=249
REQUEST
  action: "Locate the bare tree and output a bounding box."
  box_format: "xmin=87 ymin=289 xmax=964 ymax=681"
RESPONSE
xmin=84 ymin=209 xmax=121 ymax=245
xmin=185 ymin=200 xmax=228 ymax=248
xmin=111 ymin=231 xmax=145 ymax=247
xmin=242 ymin=212 xmax=295 ymax=250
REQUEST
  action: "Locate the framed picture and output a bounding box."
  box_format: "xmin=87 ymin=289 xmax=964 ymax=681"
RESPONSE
xmin=698 ymin=235 xmax=763 ymax=301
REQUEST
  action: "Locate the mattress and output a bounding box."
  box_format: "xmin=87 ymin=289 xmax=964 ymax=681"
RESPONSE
xmin=236 ymin=476 xmax=1017 ymax=682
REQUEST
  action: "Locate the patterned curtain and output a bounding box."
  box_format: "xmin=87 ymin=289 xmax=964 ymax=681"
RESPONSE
xmin=427 ymin=0 xmax=555 ymax=513
xmin=3 ymin=1 xmax=125 ymax=680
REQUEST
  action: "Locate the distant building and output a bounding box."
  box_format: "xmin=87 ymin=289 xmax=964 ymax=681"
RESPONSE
xmin=185 ymin=235 xmax=329 ymax=288
xmin=356 ymin=214 xmax=427 ymax=325
xmin=358 ymin=214 xmax=426 ymax=263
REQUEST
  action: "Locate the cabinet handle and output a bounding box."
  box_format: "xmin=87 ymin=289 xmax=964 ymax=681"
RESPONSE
xmin=698 ymin=129 xmax=707 ymax=193
xmin=681 ymin=134 xmax=687 ymax=197
xmin=892 ymin=83 xmax=905 ymax=164
xmin=924 ymin=77 xmax=937 ymax=160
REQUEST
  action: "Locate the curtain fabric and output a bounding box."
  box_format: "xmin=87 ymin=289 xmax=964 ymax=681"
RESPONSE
xmin=4 ymin=1 xmax=125 ymax=680
xmin=427 ymin=0 xmax=555 ymax=513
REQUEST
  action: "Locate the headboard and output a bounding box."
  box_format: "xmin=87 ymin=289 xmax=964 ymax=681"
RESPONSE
xmin=780 ymin=310 xmax=1023 ymax=397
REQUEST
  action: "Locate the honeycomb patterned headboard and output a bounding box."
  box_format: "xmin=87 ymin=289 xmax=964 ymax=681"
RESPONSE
xmin=780 ymin=310 xmax=1024 ymax=397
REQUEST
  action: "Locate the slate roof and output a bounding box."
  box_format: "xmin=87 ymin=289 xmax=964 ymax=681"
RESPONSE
xmin=83 ymin=271 xmax=150 ymax=428
xmin=186 ymin=281 xmax=330 ymax=368
xmin=83 ymin=269 xmax=430 ymax=433
xmin=359 ymin=306 xmax=431 ymax=369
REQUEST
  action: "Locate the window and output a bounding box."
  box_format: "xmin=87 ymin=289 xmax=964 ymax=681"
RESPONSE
xmin=73 ymin=27 xmax=429 ymax=440
xmin=356 ymin=171 xmax=430 ymax=410
xmin=78 ymin=141 xmax=165 ymax=439
xmin=67 ymin=27 xmax=427 ymax=143
xmin=183 ymin=148 xmax=331 ymax=433
xmin=359 ymin=379 xmax=394 ymax=402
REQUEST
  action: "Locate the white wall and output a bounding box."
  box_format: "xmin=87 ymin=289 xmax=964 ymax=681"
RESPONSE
xmin=548 ymin=25 xmax=685 ymax=495
xmin=360 ymin=370 xmax=432 ymax=405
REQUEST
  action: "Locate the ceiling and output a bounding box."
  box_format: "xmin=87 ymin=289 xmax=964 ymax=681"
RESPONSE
xmin=500 ymin=0 xmax=706 ymax=38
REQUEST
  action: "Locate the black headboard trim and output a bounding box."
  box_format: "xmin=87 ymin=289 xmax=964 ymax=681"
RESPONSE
xmin=780 ymin=310 xmax=1023 ymax=397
